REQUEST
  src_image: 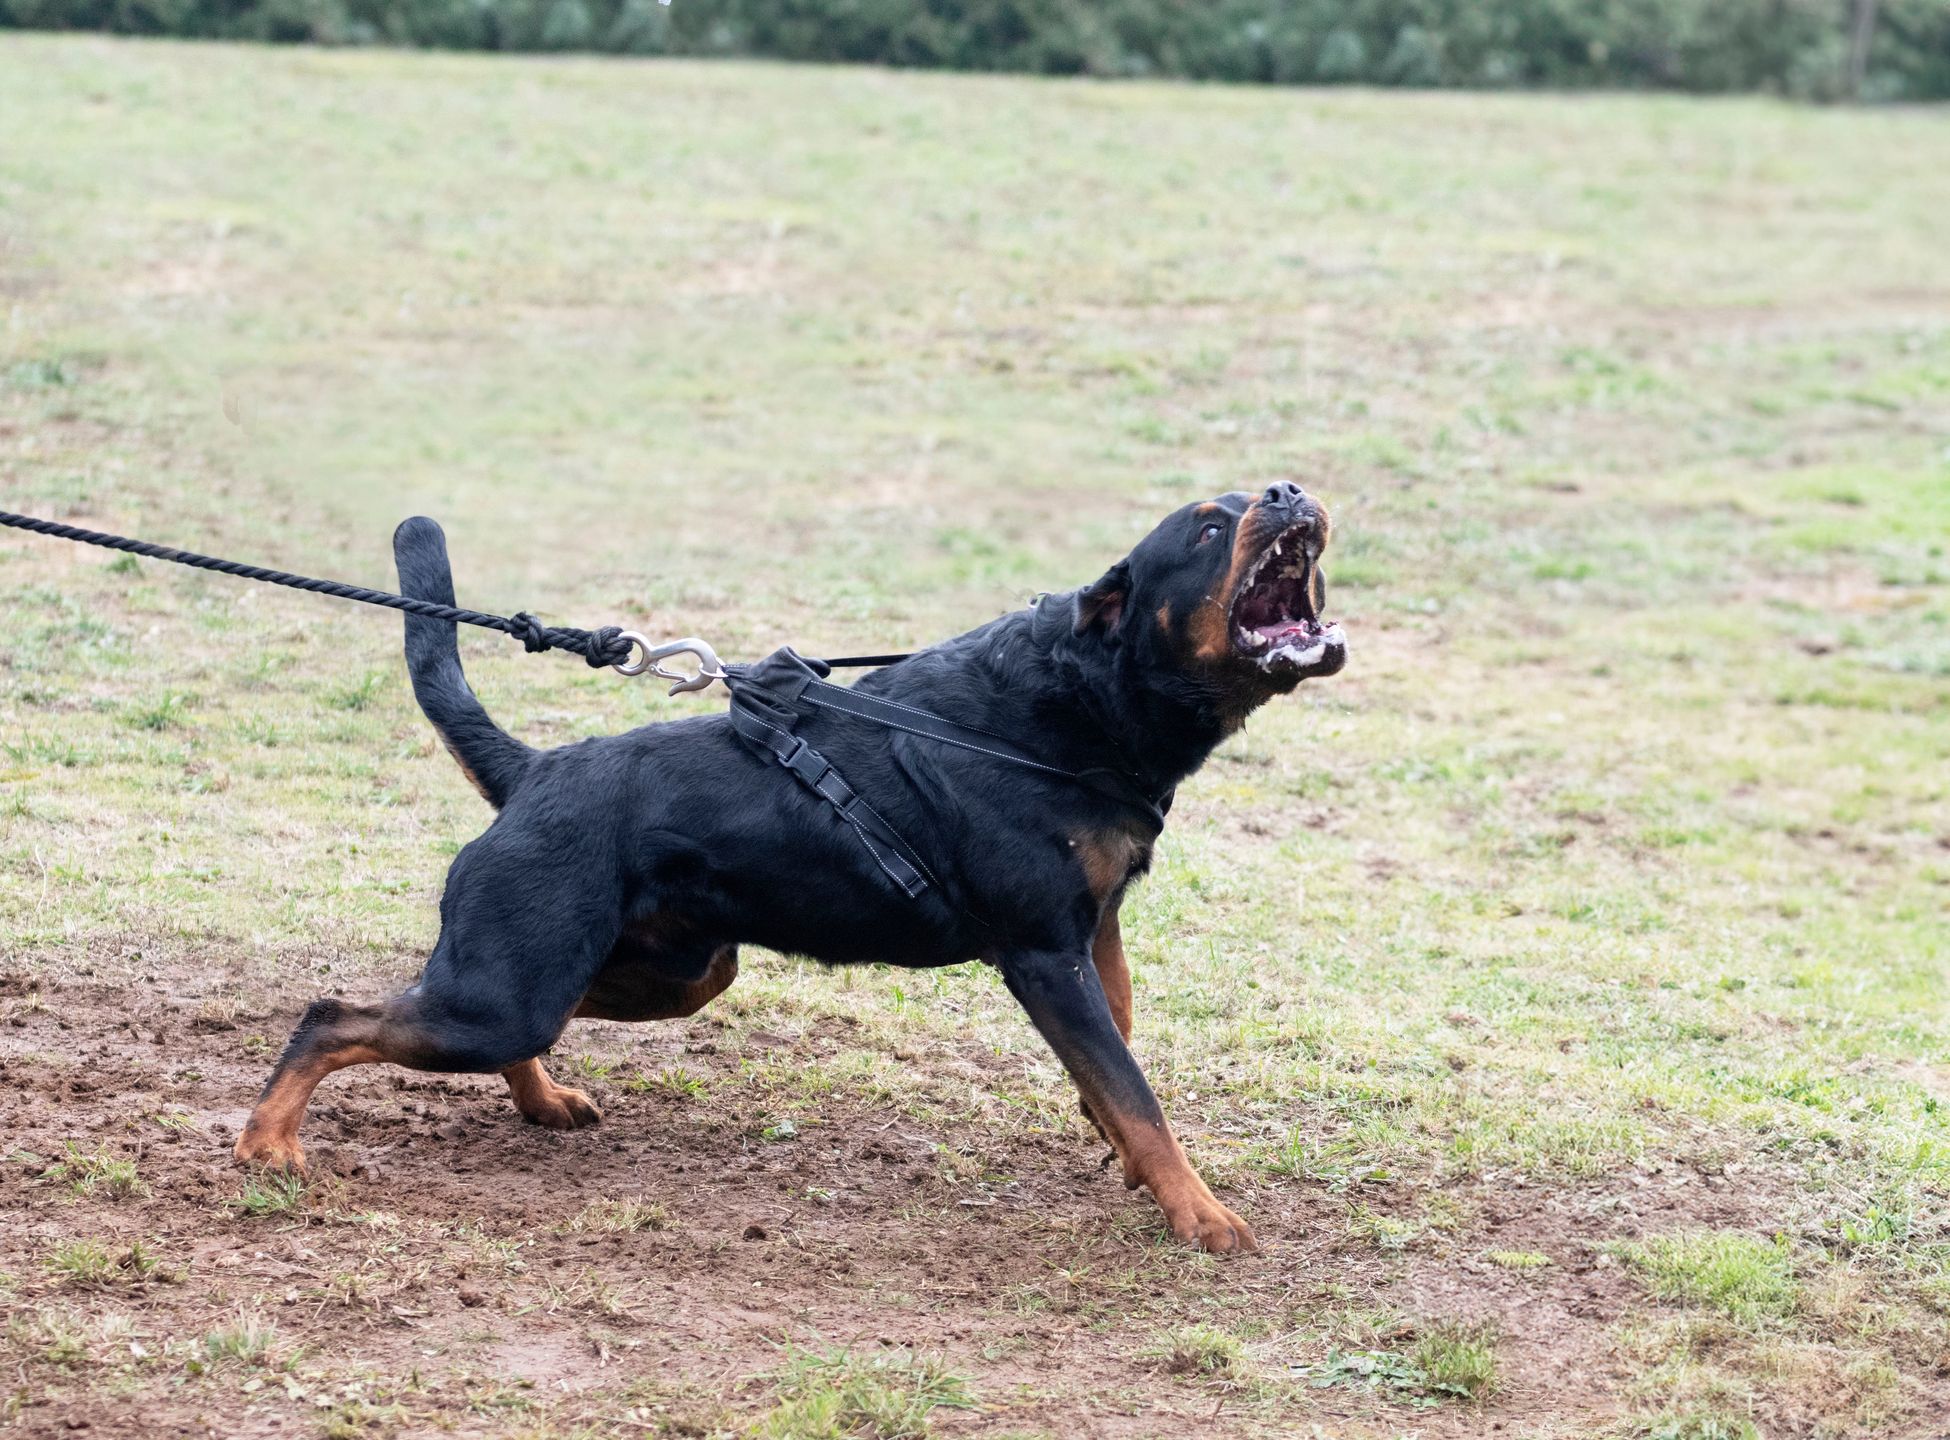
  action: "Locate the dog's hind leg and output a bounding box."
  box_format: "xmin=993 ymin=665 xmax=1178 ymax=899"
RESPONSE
xmin=490 ymin=937 xmax=741 ymax=1129
xmin=237 ymin=845 xmax=625 ymax=1171
xmin=237 ymin=971 xmax=605 ymax=1173
xmin=501 ymin=1057 xmax=603 ymax=1130
xmin=233 ymin=997 xmax=393 ymax=1172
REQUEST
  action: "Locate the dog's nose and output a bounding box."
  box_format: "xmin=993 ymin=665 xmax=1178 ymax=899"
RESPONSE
xmin=1261 ymin=480 xmax=1310 ymax=516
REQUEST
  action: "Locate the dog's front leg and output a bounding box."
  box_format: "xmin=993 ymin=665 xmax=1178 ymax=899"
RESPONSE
xmin=998 ymin=947 xmax=1257 ymax=1255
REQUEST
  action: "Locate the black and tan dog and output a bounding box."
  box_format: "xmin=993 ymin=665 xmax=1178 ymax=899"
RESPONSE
xmin=237 ymin=483 xmax=1344 ymax=1253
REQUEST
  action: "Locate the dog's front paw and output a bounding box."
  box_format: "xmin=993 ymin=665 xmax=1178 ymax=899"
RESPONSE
xmin=233 ymin=1128 xmax=307 ymax=1174
xmin=1163 ymin=1194 xmax=1258 ymax=1255
xmin=521 ymin=1085 xmax=603 ymax=1131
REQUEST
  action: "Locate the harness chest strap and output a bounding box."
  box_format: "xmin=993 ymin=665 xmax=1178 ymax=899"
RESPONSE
xmin=724 ymin=648 xmax=1170 ymax=903
xmin=805 ymin=676 xmax=1171 ymax=832
xmin=726 ymin=695 xmax=934 ymax=899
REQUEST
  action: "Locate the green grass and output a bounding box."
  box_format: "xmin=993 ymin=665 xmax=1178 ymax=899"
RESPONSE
xmin=1643 ymin=1414 xmax=1762 ymax=1440
xmin=44 ymin=1239 xmax=161 ymax=1289
xmin=0 ymin=31 xmax=1947 ymax=1439
xmin=562 ymin=1197 xmax=670 ymax=1234
xmin=1143 ymin=1322 xmax=1248 ymax=1379
xmin=1408 ymin=1322 xmax=1500 ymax=1403
xmin=751 ymin=1346 xmax=972 ymax=1440
xmin=624 ymin=1064 xmax=708 ymax=1099
xmin=190 ymin=1309 xmax=282 ymax=1370
xmin=45 ymin=1144 xmax=146 ymax=1200
xmin=1618 ymin=1232 xmax=1800 ymax=1323
xmin=8 ymin=1307 xmax=90 ymax=1369
xmin=224 ymin=1172 xmax=309 ymax=1220
xmin=1304 ymin=1331 xmax=1497 ymax=1407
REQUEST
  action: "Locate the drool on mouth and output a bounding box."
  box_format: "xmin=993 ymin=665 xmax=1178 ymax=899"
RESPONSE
xmin=1229 ymin=524 xmax=1336 ymax=671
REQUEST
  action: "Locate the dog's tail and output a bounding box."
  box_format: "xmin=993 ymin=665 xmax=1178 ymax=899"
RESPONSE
xmin=393 ymin=517 xmax=532 ymax=809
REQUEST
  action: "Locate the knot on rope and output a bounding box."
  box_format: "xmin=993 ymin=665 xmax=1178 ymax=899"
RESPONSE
xmin=511 ymin=612 xmax=550 ymax=654
xmin=510 ymin=613 xmax=632 ymax=668
xmin=583 ymin=626 xmax=632 ymax=670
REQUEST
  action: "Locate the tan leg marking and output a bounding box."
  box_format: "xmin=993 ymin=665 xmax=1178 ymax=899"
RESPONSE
xmin=1089 ymin=1092 xmax=1257 ymax=1255
xmin=502 ymin=1057 xmax=603 ymax=1130
xmin=1091 ymin=908 xmax=1133 ymax=1043
xmin=234 ymin=1042 xmax=383 ymax=1173
xmin=1078 ymin=907 xmax=1136 ymax=1145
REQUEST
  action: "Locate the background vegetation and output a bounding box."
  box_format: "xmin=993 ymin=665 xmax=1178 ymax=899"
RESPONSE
xmin=5 ymin=0 xmax=1950 ymax=98
xmin=1 ymin=33 xmax=1947 ymax=1439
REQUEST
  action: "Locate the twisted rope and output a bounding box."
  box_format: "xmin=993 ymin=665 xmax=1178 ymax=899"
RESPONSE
xmin=0 ymin=510 xmax=633 ymax=668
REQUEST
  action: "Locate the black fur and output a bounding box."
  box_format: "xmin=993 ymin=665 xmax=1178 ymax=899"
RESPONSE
xmin=395 ymin=487 xmax=1336 ymax=976
xmin=244 ymin=487 xmax=1342 ymax=1250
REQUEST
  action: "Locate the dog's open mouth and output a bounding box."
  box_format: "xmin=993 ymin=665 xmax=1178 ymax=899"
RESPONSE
xmin=1229 ymin=525 xmax=1345 ymax=674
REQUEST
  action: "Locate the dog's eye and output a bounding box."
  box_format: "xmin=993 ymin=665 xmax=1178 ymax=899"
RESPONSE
xmin=1197 ymin=523 xmax=1223 ymax=545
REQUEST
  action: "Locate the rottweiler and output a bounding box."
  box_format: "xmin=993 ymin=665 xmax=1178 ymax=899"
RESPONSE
xmin=236 ymin=482 xmax=1344 ymax=1253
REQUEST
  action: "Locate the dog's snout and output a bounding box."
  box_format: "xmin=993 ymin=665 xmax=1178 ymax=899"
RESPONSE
xmin=1260 ymin=481 xmax=1320 ymax=532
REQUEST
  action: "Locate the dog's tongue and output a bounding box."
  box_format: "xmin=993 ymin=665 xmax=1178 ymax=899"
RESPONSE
xmin=1254 ymin=619 xmax=1316 ymax=643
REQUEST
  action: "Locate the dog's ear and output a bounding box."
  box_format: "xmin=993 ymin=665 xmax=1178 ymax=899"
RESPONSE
xmin=1074 ymin=560 xmax=1131 ymax=639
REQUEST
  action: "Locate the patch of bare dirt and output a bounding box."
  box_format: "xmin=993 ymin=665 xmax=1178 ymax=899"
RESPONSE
xmin=1 ymin=956 xmax=1936 ymax=1439
xmin=0 ymin=965 xmax=1301 ymax=1438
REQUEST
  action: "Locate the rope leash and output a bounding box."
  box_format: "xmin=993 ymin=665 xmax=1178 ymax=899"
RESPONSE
xmin=1 ymin=509 xmax=636 ymax=668
xmin=0 ymin=510 xmax=909 ymax=679
xmin=5 ymin=508 xmax=1167 ymax=906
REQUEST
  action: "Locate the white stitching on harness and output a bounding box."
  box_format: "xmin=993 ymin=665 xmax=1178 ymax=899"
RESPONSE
xmin=811 ymin=681 xmax=1015 ymax=741
xmin=803 ymin=696 xmax=1075 ymax=778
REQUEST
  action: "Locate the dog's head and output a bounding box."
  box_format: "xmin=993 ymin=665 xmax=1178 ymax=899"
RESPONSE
xmin=1072 ymin=482 xmax=1345 ymax=709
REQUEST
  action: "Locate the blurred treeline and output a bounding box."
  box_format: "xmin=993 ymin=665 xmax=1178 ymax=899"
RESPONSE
xmin=5 ymin=0 xmax=1947 ymax=98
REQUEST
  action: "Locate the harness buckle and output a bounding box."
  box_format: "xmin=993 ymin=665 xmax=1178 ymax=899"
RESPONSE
xmin=613 ymin=633 xmax=728 ymax=694
xmin=779 ymin=736 xmax=833 ymax=788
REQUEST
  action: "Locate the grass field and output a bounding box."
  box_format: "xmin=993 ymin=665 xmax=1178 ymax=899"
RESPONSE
xmin=2 ymin=32 xmax=1948 ymax=1440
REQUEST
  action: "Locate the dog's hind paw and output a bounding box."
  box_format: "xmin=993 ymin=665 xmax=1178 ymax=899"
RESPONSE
xmin=519 ymin=1085 xmax=603 ymax=1131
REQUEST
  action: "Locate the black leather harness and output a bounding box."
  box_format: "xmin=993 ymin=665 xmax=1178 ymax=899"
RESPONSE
xmin=725 ymin=648 xmax=1169 ymax=901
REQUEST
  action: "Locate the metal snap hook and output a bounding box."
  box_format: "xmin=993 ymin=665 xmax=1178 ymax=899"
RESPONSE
xmin=612 ymin=633 xmax=728 ymax=694
xmin=611 ymin=631 xmax=655 ymax=678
